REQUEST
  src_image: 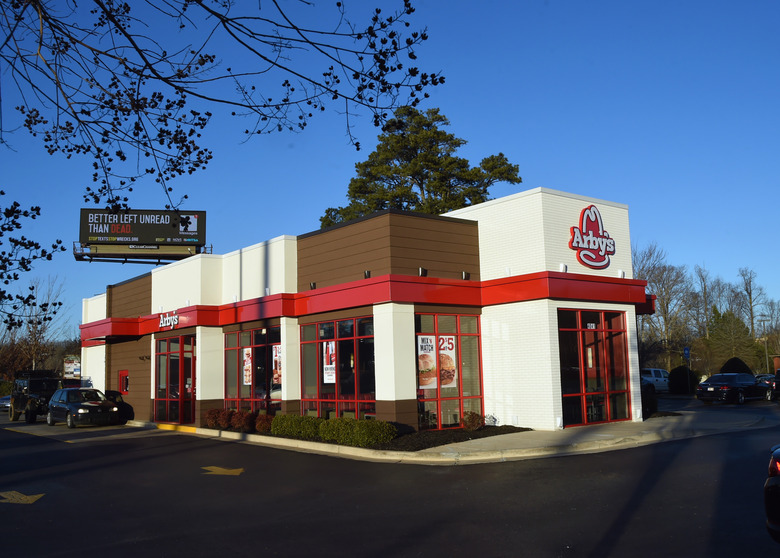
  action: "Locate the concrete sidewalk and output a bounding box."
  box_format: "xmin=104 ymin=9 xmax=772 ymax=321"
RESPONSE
xmin=148 ymin=407 xmax=780 ymax=466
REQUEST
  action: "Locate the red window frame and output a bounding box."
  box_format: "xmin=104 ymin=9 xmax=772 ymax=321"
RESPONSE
xmin=300 ymin=316 xmax=375 ymax=419
xmin=224 ymin=326 xmax=282 ymax=414
xmin=558 ymin=309 xmax=630 ymax=427
xmin=415 ymin=313 xmax=484 ymax=431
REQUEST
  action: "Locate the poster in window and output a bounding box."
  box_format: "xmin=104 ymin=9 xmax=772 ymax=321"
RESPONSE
xmin=242 ymin=348 xmax=252 ymax=386
xmin=417 ymin=335 xmax=437 ymax=389
xmin=323 ymin=341 xmax=336 ymax=384
xmin=438 ymin=335 xmax=458 ymax=389
xmin=272 ymin=345 xmax=282 ymax=386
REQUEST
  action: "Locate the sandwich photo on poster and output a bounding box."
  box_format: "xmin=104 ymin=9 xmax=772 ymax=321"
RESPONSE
xmin=272 ymin=345 xmax=282 ymax=386
xmin=417 ymin=335 xmax=437 ymax=389
xmin=243 ymin=348 xmax=253 ymax=386
xmin=438 ymin=335 xmax=458 ymax=389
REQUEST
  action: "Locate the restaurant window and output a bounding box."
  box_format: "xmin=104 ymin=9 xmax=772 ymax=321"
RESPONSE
xmin=224 ymin=326 xmax=282 ymax=415
xmin=558 ymin=309 xmax=629 ymax=427
xmin=415 ymin=314 xmax=483 ymax=430
xmin=300 ymin=317 xmax=375 ymax=419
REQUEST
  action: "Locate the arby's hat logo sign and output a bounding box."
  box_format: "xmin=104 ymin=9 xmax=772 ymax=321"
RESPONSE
xmin=569 ymin=205 xmax=615 ymax=269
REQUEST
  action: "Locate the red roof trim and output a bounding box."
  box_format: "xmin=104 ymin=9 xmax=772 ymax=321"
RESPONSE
xmin=81 ymin=272 xmax=650 ymax=344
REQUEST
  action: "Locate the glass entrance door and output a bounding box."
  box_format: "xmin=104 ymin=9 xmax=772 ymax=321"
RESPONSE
xmin=155 ymin=335 xmax=196 ymax=424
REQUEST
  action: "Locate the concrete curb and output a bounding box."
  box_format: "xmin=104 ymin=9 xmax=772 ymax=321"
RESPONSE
xmin=126 ymin=412 xmax=780 ymax=466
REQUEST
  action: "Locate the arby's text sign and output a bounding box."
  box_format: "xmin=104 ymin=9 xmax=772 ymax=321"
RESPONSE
xmin=568 ymin=205 xmax=615 ymax=269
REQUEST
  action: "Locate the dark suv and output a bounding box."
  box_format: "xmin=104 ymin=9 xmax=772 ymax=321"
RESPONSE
xmin=9 ymin=371 xmax=62 ymax=423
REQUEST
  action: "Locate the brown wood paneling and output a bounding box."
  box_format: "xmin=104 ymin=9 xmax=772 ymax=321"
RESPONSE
xmin=414 ymin=305 xmax=482 ymax=315
xmin=297 ymin=211 xmax=480 ymax=291
xmin=196 ymin=399 xmax=223 ymax=427
xmin=107 ymin=274 xmax=152 ymax=318
xmin=223 ymin=319 xmax=281 ymax=333
xmin=281 ymin=400 xmax=301 ymax=415
xmin=376 ymin=399 xmax=419 ymax=430
xmin=106 ymin=335 xmax=152 ymax=422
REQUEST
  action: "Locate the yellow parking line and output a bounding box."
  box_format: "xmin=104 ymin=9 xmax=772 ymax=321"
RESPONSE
xmin=156 ymin=423 xmax=198 ymax=434
xmin=3 ymin=427 xmax=73 ymax=442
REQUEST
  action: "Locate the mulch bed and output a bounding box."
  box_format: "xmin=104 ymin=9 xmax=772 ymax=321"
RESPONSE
xmin=373 ymin=424 xmax=532 ymax=452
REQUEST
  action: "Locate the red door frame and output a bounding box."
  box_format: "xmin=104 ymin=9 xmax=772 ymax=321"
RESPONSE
xmin=154 ymin=335 xmax=196 ymax=424
xmin=559 ymin=309 xmax=630 ymax=426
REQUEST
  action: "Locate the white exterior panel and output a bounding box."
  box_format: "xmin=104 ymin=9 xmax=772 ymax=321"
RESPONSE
xmin=373 ymin=303 xmax=417 ymax=401
xmin=81 ymin=344 xmax=106 ymax=392
xmin=196 ymin=326 xmax=224 ymax=401
xmin=82 ymin=293 xmax=107 ymax=323
xmin=446 ymin=187 xmax=633 ymax=280
xmin=280 ymin=317 xmax=300 ymax=401
xmin=151 ymin=255 xmax=224 ymax=311
xmin=221 ymin=235 xmax=298 ymax=303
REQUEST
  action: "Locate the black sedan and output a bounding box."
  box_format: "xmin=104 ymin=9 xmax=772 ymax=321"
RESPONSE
xmin=695 ymin=373 xmax=770 ymax=404
xmin=765 ymin=445 xmax=780 ymax=543
xmin=104 ymin=390 xmax=134 ymax=424
xmin=46 ymin=388 xmax=120 ymax=428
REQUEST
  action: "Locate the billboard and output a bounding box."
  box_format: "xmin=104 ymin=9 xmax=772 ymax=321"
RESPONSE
xmin=79 ymin=209 xmax=206 ymax=247
xmin=64 ymin=355 xmax=81 ymax=378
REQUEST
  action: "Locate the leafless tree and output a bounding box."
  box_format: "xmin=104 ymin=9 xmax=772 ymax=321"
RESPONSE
xmin=0 ymin=1 xmax=441 ymax=322
xmin=0 ymin=277 xmax=68 ymax=371
xmin=691 ymin=265 xmax=713 ymax=339
xmin=1 ymin=0 xmax=441 ymax=209
xmin=736 ymin=267 xmax=767 ymax=338
xmin=632 ymin=243 xmax=692 ymax=369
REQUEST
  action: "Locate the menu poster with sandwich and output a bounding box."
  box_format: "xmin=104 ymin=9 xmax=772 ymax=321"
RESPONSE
xmin=417 ymin=335 xmax=437 ymax=389
xmin=323 ymin=341 xmax=336 ymax=384
xmin=272 ymin=345 xmax=282 ymax=386
xmin=242 ymin=348 xmax=253 ymax=386
xmin=438 ymin=335 xmax=458 ymax=389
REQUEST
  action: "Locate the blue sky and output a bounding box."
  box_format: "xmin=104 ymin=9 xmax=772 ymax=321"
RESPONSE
xmin=1 ymin=0 xmax=778 ymax=335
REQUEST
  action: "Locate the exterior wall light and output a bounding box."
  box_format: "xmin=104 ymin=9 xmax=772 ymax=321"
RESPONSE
xmin=418 ymin=267 xmax=427 ymax=277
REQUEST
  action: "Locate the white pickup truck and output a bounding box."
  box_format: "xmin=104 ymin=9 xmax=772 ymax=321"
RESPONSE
xmin=641 ymin=368 xmax=669 ymax=393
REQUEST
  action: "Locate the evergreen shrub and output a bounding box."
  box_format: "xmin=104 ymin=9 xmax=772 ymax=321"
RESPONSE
xmin=271 ymin=414 xmax=323 ymax=440
xmin=319 ymin=416 xmax=356 ymax=444
xmin=352 ymin=419 xmax=397 ymax=448
xmin=669 ymin=366 xmax=699 ymax=395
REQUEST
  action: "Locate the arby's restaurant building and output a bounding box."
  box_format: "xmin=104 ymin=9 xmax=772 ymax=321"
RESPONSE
xmin=80 ymin=187 xmax=654 ymax=432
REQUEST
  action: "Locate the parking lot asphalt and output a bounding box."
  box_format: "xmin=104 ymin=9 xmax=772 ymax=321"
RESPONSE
xmin=144 ymin=398 xmax=780 ymax=465
xmin=6 ymin=396 xmax=779 ymax=466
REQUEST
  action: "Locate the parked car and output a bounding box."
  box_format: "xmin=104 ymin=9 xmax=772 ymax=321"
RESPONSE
xmin=765 ymin=444 xmax=780 ymax=543
xmin=104 ymin=390 xmax=134 ymax=424
xmin=757 ymin=374 xmax=775 ymax=389
xmin=46 ymin=388 xmax=119 ymax=428
xmin=0 ymin=395 xmax=10 ymax=410
xmin=640 ymin=368 xmax=669 ymax=393
xmin=770 ymin=372 xmax=780 ymax=402
xmin=696 ymin=373 xmax=770 ymax=404
xmin=9 ymin=371 xmax=62 ymax=423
